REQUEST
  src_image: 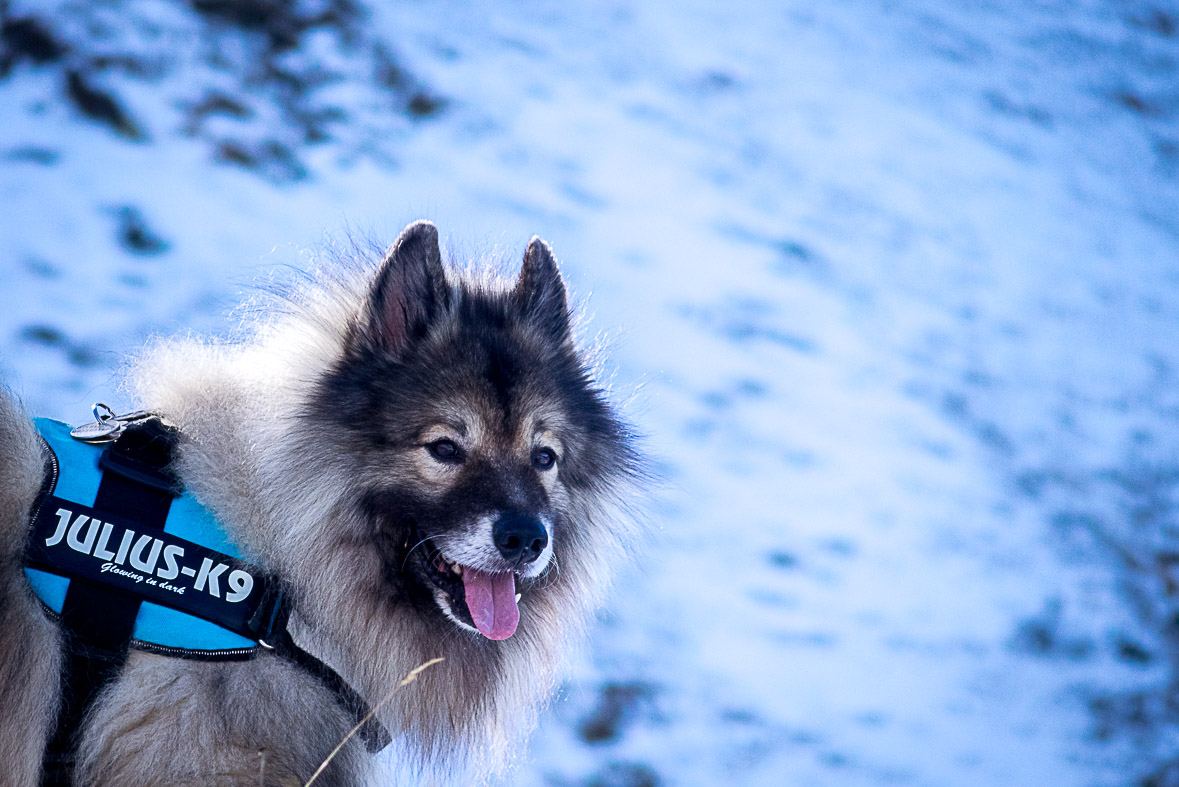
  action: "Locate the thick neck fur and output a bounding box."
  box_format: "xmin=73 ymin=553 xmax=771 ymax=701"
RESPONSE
xmin=127 ymin=265 xmax=640 ymax=780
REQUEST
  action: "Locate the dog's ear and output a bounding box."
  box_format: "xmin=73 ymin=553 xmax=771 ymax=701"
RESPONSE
xmin=365 ymin=220 xmax=450 ymax=356
xmin=513 ymin=236 xmax=570 ymax=340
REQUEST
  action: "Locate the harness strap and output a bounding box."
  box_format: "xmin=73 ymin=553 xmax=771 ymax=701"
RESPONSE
xmin=268 ymin=628 xmax=394 ymax=753
xmin=41 ymin=419 xmax=179 ymax=786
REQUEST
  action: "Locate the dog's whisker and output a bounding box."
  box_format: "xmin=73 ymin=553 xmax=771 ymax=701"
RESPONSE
xmin=537 ymin=554 xmax=562 ymax=590
xmin=400 ymin=534 xmax=435 ymax=571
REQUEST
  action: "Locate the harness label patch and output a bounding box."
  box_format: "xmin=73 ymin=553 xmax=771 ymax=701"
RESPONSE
xmin=27 ymin=496 xmax=271 ymax=639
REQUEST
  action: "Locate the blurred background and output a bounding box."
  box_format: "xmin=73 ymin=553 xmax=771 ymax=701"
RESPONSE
xmin=3 ymin=1 xmax=1179 ymax=784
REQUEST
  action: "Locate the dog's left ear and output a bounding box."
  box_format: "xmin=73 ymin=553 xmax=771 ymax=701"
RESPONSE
xmin=513 ymin=236 xmax=570 ymax=340
xmin=364 ymin=220 xmax=450 ymax=356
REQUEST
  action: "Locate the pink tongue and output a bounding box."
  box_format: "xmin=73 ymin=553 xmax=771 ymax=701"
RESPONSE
xmin=462 ymin=568 xmax=519 ymax=640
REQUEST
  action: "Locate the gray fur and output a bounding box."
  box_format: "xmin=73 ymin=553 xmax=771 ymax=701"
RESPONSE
xmin=0 ymin=392 xmax=62 ymax=787
xmin=75 ymin=652 xmax=367 ymax=786
xmin=0 ymin=221 xmax=646 ymax=784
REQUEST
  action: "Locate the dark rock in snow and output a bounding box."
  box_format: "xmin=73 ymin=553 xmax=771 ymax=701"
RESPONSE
xmin=65 ymin=70 xmax=143 ymax=140
xmin=0 ymin=16 xmax=66 ymax=77
xmin=115 ymin=206 xmax=169 ymax=256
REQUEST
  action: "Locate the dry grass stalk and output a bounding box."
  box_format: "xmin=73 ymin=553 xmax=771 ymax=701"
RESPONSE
xmin=304 ymin=657 xmax=446 ymax=787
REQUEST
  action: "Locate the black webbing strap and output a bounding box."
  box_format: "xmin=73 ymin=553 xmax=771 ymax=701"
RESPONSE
xmin=41 ymin=420 xmax=179 ymax=787
xmin=26 ymin=495 xmax=289 ymax=643
xmin=268 ymin=628 xmax=393 ymax=753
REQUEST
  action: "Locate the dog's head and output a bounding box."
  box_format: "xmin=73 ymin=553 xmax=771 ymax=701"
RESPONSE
xmin=311 ymin=221 xmax=634 ymax=642
xmin=129 ymin=219 xmax=643 ymax=771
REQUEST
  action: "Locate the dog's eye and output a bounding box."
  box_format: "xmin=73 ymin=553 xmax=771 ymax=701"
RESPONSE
xmin=427 ymin=439 xmax=464 ymax=463
xmin=532 ymin=447 xmax=557 ymax=471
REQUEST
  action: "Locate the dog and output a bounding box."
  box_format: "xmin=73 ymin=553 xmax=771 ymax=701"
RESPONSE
xmin=0 ymin=221 xmax=646 ymax=785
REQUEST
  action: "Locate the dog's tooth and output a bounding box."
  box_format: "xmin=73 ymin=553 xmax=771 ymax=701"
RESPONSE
xmin=453 ymin=564 xmax=463 ymax=576
xmin=515 ymin=593 xmax=522 ymax=603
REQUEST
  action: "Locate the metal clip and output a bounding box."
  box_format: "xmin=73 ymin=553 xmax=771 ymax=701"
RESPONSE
xmin=69 ymin=403 xmax=152 ymax=444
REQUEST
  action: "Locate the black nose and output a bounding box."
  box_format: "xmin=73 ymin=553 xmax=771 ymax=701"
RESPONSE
xmin=492 ymin=513 xmax=549 ymax=566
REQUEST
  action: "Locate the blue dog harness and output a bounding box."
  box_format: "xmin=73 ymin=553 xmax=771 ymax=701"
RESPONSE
xmin=24 ymin=410 xmax=389 ymax=786
xmin=26 ymin=417 xmax=271 ymax=655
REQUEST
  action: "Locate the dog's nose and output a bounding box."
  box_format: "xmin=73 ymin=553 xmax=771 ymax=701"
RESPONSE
xmin=492 ymin=513 xmax=548 ymax=566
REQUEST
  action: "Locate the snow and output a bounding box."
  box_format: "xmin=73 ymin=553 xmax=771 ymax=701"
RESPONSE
xmin=3 ymin=0 xmax=1179 ymax=783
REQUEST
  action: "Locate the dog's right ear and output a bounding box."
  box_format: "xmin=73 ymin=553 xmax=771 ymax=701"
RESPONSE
xmin=363 ymin=220 xmax=450 ymax=356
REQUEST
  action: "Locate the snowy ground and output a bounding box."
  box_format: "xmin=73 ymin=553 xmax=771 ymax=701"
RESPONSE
xmin=3 ymin=1 xmax=1179 ymax=784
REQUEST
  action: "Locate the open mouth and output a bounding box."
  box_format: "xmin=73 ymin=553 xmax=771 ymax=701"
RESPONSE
xmin=421 ymin=539 xmax=521 ymax=641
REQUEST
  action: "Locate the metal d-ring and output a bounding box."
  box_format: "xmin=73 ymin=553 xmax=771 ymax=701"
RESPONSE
xmin=70 ymin=403 xmax=125 ymax=444
xmin=92 ymin=402 xmax=117 ymax=424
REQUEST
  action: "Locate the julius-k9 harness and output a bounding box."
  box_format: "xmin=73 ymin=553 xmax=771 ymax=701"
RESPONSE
xmin=24 ymin=409 xmax=389 ymax=786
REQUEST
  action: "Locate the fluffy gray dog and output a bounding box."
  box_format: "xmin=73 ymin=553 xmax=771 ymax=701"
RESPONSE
xmin=0 ymin=221 xmax=645 ymax=785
